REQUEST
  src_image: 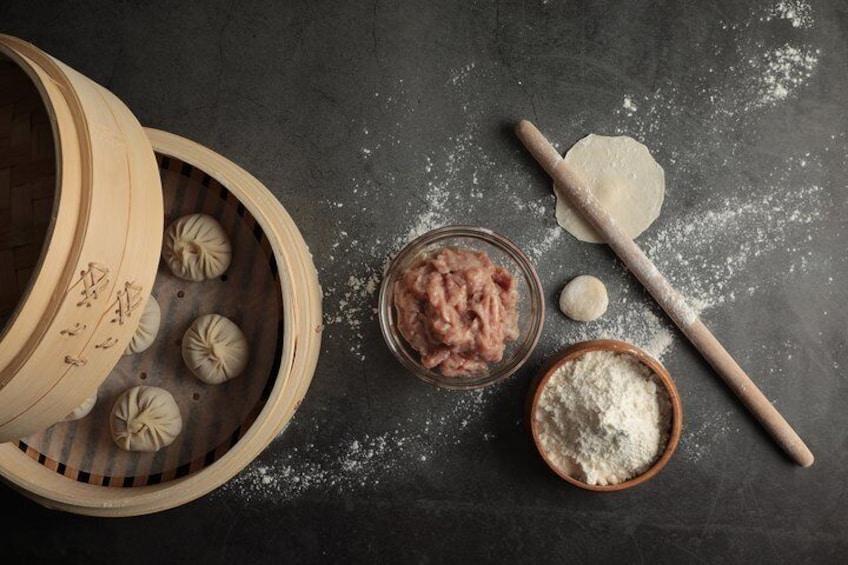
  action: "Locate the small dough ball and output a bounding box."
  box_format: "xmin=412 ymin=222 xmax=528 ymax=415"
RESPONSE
xmin=64 ymin=392 xmax=97 ymax=422
xmin=163 ymin=213 xmax=231 ymax=281
xmin=559 ymin=275 xmax=608 ymax=322
xmin=125 ymin=295 xmax=161 ymax=354
xmin=555 ymin=134 xmax=665 ymax=243
xmin=110 ymin=386 xmax=182 ymax=452
xmin=182 ymin=314 xmax=249 ymax=384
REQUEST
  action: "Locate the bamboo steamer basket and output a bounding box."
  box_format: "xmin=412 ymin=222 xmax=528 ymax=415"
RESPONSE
xmin=0 ymin=36 xmax=323 ymax=516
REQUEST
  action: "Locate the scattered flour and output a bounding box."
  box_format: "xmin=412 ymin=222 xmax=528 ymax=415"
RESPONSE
xmin=748 ymin=44 xmax=819 ymax=107
xmin=559 ymin=302 xmax=676 ymax=361
xmin=449 ymin=62 xmax=476 ymax=86
xmin=678 ymin=409 xmax=739 ymax=463
xmin=765 ymin=0 xmax=814 ymax=29
xmin=222 ymin=388 xmax=497 ymax=502
xmin=526 ymin=224 xmax=564 ymax=262
xmin=646 ymin=184 xmax=825 ymax=302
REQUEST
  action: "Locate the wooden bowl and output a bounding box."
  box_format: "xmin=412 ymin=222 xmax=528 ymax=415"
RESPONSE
xmin=527 ymin=339 xmax=682 ymax=492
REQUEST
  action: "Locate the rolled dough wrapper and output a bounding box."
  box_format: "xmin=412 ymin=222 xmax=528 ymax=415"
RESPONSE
xmin=555 ymin=134 xmax=665 ymax=243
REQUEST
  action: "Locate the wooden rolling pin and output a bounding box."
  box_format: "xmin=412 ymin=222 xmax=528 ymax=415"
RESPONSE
xmin=516 ymin=120 xmax=814 ymax=467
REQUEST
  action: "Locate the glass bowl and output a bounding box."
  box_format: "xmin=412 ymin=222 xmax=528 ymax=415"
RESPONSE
xmin=378 ymin=225 xmax=545 ymax=390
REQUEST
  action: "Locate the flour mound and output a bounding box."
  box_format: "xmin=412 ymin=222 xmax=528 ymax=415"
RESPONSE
xmin=535 ymin=350 xmax=672 ymax=485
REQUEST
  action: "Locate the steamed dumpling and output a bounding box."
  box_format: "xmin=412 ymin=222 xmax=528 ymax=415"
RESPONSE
xmin=125 ymin=295 xmax=161 ymax=354
xmin=182 ymin=314 xmax=249 ymax=384
xmin=64 ymin=392 xmax=97 ymax=422
xmin=163 ymin=213 xmax=231 ymax=281
xmin=110 ymin=386 xmax=183 ymax=452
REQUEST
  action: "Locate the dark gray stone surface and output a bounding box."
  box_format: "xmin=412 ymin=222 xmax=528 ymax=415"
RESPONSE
xmin=1 ymin=1 xmax=846 ymax=563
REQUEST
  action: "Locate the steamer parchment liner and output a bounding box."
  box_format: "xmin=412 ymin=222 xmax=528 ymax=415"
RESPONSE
xmin=0 ymin=129 xmax=322 ymax=516
xmin=20 ymin=155 xmax=282 ymax=483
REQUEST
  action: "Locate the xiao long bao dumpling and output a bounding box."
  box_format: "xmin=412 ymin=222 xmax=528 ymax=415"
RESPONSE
xmin=162 ymin=213 xmax=231 ymax=281
xmin=64 ymin=392 xmax=97 ymax=422
xmin=182 ymin=314 xmax=249 ymax=385
xmin=125 ymin=295 xmax=161 ymax=354
xmin=110 ymin=386 xmax=183 ymax=452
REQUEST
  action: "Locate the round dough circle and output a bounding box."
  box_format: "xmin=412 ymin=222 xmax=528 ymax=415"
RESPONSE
xmin=559 ymin=275 xmax=609 ymax=322
xmin=64 ymin=392 xmax=97 ymax=422
xmin=163 ymin=213 xmax=232 ymax=281
xmin=125 ymin=295 xmax=161 ymax=354
xmin=110 ymin=386 xmax=183 ymax=452
xmin=555 ymin=134 xmax=665 ymax=243
xmin=182 ymin=314 xmax=249 ymax=384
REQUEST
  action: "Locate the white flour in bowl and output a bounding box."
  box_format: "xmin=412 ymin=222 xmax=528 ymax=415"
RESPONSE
xmin=534 ymin=350 xmax=672 ymax=486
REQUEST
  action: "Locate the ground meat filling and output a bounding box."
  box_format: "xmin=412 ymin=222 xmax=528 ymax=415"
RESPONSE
xmin=394 ymin=247 xmax=519 ymax=376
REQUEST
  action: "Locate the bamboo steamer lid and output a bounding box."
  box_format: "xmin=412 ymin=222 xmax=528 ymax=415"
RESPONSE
xmin=0 ymin=34 xmax=163 ymax=442
xmin=0 ymin=35 xmax=323 ymax=515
